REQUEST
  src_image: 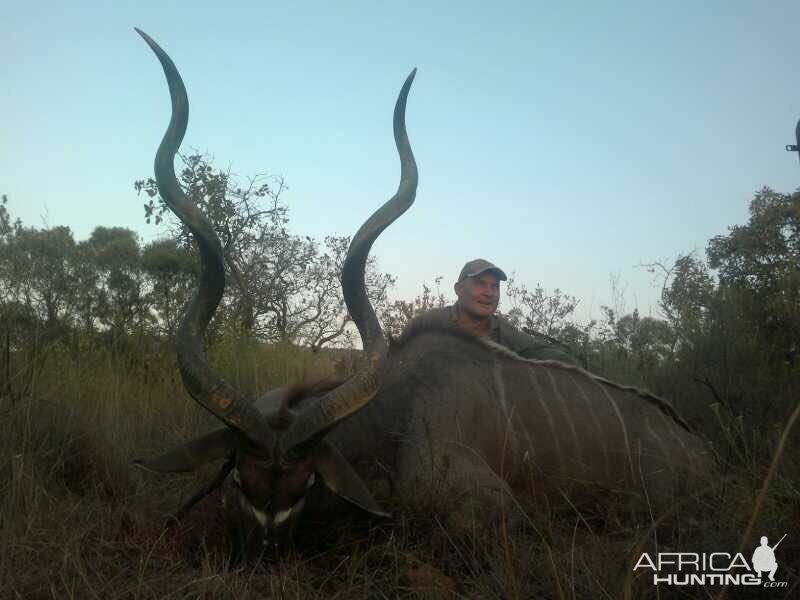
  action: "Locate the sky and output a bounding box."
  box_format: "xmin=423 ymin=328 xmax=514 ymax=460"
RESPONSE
xmin=3 ymin=1 xmax=800 ymax=324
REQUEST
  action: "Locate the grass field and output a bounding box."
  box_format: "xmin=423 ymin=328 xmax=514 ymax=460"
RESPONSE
xmin=1 ymin=338 xmax=798 ymax=599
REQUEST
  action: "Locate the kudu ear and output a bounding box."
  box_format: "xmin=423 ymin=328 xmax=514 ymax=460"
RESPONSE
xmin=134 ymin=428 xmax=236 ymax=473
xmin=312 ymin=441 xmax=390 ymax=519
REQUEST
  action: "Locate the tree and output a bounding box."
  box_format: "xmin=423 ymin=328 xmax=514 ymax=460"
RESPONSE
xmin=0 ymin=194 xmax=12 ymax=241
xmin=608 ymin=309 xmax=676 ymax=374
xmin=706 ymin=187 xmax=800 ymax=364
xmin=640 ymin=188 xmax=800 ymax=426
xmin=279 ymin=235 xmax=395 ymax=351
xmin=141 ymin=238 xmax=197 ymax=336
xmin=137 ymin=153 xmax=287 ymax=333
xmin=1 ymin=225 xmax=76 ymax=328
xmin=380 ymin=277 xmax=449 ymax=339
xmin=0 ymin=198 xmax=77 ymax=399
xmin=707 ymin=187 xmax=800 ymax=292
xmin=661 ymin=189 xmax=800 ymax=370
xmin=504 ymin=277 xmax=580 ymax=339
xmin=136 ymin=154 xmax=394 ymax=349
xmin=79 ymin=227 xmax=150 ymax=340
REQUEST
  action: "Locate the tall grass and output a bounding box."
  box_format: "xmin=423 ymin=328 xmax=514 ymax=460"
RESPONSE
xmin=1 ymin=337 xmax=797 ymax=599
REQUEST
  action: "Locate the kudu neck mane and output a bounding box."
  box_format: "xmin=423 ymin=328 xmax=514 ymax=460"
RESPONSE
xmin=391 ymin=320 xmax=693 ymax=433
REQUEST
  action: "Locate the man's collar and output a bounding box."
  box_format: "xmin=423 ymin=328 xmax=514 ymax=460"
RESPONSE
xmin=451 ymin=302 xmax=498 ymax=331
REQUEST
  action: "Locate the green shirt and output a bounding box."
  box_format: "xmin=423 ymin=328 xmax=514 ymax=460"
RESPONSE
xmin=407 ymin=304 xmax=579 ymax=365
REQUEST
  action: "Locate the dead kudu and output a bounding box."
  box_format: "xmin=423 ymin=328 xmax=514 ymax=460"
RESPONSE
xmin=134 ymin=30 xmax=712 ymax=559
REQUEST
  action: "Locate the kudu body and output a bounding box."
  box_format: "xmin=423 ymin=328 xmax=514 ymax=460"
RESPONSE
xmin=134 ymin=30 xmax=712 ymax=557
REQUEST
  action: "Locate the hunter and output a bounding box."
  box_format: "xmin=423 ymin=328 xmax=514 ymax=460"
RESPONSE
xmin=407 ymin=259 xmax=579 ymax=365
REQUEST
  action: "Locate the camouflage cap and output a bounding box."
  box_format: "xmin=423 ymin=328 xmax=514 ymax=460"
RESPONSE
xmin=457 ymin=259 xmax=508 ymax=283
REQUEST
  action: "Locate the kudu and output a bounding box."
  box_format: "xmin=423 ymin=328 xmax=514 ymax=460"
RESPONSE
xmin=134 ymin=30 xmax=712 ymax=558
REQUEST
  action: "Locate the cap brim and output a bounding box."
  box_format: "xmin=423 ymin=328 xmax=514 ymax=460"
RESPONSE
xmin=464 ymin=267 xmax=507 ymax=281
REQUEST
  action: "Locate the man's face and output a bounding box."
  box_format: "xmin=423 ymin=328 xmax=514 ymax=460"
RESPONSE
xmin=455 ymin=272 xmax=501 ymax=319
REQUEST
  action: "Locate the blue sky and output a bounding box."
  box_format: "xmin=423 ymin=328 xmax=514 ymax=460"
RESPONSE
xmin=3 ymin=1 xmax=799 ymax=322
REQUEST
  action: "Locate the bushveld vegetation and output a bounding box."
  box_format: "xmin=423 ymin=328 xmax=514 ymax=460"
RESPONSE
xmin=1 ymin=184 xmax=798 ymax=598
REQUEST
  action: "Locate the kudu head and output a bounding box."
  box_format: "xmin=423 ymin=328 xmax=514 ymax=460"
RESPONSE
xmin=133 ymin=29 xmax=417 ymax=555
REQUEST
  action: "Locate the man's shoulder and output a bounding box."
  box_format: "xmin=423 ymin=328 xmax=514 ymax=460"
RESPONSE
xmin=399 ymin=306 xmax=458 ymax=341
xmin=408 ymin=306 xmax=456 ymax=327
xmin=418 ymin=306 xmax=455 ymax=319
xmin=492 ymin=315 xmax=580 ymax=365
xmin=408 ymin=307 xmax=516 ymax=338
xmin=492 ymin=314 xmax=527 ymax=339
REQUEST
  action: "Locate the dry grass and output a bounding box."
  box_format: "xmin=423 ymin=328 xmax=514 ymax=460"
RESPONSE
xmin=1 ymin=341 xmax=798 ymax=599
